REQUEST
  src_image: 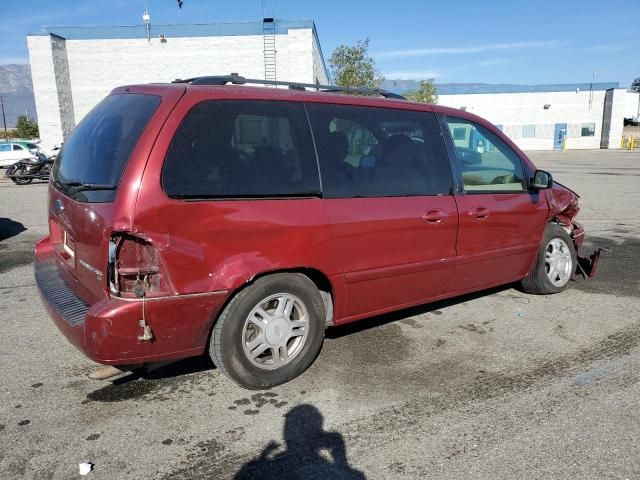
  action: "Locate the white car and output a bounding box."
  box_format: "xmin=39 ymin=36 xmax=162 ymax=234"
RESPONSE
xmin=0 ymin=142 xmax=37 ymax=168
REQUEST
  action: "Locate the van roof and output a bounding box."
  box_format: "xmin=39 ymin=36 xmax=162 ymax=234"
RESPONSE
xmin=171 ymin=74 xmax=407 ymax=99
xmin=112 ymin=82 xmax=422 ymax=109
xmin=110 ymin=75 xmax=479 ymax=118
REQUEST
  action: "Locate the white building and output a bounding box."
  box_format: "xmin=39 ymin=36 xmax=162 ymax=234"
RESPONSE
xmin=27 ymin=19 xmax=330 ymax=147
xmin=436 ymin=84 xmax=636 ymax=150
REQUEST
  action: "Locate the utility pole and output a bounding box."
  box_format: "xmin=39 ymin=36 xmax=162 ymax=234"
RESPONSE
xmin=588 ymin=70 xmax=596 ymax=111
xmin=0 ymin=95 xmax=7 ymax=135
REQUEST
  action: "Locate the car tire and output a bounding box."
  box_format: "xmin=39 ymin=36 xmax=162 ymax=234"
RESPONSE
xmin=521 ymin=223 xmax=577 ymax=295
xmin=209 ymin=273 xmax=325 ymax=389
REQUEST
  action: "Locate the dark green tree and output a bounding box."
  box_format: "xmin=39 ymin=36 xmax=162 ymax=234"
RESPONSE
xmin=329 ymin=39 xmax=383 ymax=89
xmin=14 ymin=115 xmax=39 ymax=139
xmin=403 ymin=80 xmax=438 ymax=104
xmin=631 ymin=77 xmax=640 ymax=92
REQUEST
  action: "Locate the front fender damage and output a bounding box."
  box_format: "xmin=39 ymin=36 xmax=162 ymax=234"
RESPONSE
xmin=547 ymin=181 xmax=605 ymax=278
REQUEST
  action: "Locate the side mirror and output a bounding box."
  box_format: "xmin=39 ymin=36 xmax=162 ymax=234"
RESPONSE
xmin=531 ymin=169 xmax=553 ymax=190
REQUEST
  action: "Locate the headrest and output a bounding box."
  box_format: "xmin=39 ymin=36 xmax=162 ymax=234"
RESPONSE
xmin=325 ymin=131 xmax=349 ymax=163
xmin=382 ymin=135 xmax=421 ymax=167
xmin=382 ymin=134 xmax=412 ymax=156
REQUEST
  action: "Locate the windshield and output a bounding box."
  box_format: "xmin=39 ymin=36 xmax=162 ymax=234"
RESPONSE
xmin=52 ymin=93 xmax=160 ymax=202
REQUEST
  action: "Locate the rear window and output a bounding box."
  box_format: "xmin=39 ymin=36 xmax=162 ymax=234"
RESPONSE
xmin=162 ymin=100 xmax=320 ymax=199
xmin=52 ymin=93 xmax=160 ymax=202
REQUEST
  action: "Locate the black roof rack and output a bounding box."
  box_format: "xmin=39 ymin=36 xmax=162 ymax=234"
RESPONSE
xmin=172 ymin=73 xmax=406 ymax=100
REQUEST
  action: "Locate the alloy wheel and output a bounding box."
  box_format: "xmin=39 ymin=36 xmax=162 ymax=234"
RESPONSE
xmin=545 ymin=238 xmax=573 ymax=287
xmin=241 ymin=293 xmax=309 ymax=370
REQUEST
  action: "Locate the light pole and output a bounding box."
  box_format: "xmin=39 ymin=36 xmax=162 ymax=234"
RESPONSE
xmin=143 ymin=3 xmax=151 ymax=44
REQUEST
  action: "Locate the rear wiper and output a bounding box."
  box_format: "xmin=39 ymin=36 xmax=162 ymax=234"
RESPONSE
xmin=65 ymin=182 xmax=117 ymax=192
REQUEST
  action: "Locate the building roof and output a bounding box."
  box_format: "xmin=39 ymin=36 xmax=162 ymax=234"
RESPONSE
xmin=31 ymin=19 xmax=316 ymax=40
xmin=385 ymin=80 xmax=621 ymax=95
xmin=434 ymin=82 xmax=620 ymax=95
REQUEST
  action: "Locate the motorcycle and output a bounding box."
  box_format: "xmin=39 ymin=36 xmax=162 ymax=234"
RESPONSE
xmin=5 ymin=151 xmax=54 ymax=185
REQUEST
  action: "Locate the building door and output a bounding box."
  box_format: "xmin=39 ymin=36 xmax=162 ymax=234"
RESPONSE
xmin=553 ymin=123 xmax=567 ymax=149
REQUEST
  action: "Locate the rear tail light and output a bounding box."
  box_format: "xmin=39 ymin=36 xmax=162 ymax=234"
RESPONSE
xmin=108 ymin=233 xmax=171 ymax=298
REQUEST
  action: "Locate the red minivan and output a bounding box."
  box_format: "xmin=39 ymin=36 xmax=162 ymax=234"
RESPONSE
xmin=35 ymin=77 xmax=587 ymax=389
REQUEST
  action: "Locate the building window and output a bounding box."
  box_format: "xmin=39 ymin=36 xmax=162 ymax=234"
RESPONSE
xmin=581 ymin=123 xmax=596 ymax=137
xmin=522 ymin=125 xmax=536 ymax=138
xmin=452 ymin=127 xmax=467 ymax=141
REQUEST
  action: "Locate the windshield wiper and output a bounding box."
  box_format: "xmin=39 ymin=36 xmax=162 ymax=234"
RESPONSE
xmin=65 ymin=182 xmax=117 ymax=192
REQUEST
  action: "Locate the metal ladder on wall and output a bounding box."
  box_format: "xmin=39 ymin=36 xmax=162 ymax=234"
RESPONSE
xmin=263 ymin=18 xmax=277 ymax=84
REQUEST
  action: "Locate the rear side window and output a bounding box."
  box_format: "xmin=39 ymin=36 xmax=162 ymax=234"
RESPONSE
xmin=53 ymin=93 xmax=161 ymax=202
xmin=13 ymin=144 xmax=24 ymax=151
xmin=0 ymin=144 xmax=10 ymax=152
xmin=163 ymin=100 xmax=320 ymax=199
xmin=445 ymin=117 xmax=525 ymax=193
xmin=306 ymin=103 xmax=452 ymax=198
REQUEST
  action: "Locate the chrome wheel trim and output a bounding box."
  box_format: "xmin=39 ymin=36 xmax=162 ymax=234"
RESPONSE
xmin=545 ymin=238 xmax=573 ymax=287
xmin=242 ymin=293 xmax=309 ymax=370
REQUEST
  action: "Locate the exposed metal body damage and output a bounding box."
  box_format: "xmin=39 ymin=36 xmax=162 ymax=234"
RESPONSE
xmin=547 ymin=181 xmax=603 ymax=277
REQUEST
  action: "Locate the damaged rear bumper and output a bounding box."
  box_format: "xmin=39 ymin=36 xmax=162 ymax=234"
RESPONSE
xmin=35 ymin=235 xmax=229 ymax=365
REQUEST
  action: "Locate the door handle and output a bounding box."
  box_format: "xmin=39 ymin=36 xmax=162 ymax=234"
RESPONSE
xmin=422 ymin=209 xmax=449 ymax=224
xmin=469 ymin=207 xmax=490 ymax=220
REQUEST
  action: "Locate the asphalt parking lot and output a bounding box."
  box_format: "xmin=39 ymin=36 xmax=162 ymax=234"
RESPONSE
xmin=1 ymin=149 xmax=639 ymax=479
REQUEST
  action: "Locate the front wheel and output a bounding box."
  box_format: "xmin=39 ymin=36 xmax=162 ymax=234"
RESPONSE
xmin=209 ymin=273 xmax=325 ymax=389
xmin=521 ymin=223 xmax=577 ymax=295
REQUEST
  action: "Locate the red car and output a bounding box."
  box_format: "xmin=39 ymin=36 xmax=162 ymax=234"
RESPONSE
xmin=35 ymin=76 xmax=592 ymax=389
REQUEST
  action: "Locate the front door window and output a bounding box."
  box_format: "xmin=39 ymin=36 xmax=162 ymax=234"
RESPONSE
xmin=445 ymin=117 xmax=526 ymax=193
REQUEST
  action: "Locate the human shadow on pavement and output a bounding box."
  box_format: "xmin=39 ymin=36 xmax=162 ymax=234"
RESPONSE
xmin=0 ymin=217 xmax=26 ymax=241
xmin=234 ymin=404 xmax=366 ymax=480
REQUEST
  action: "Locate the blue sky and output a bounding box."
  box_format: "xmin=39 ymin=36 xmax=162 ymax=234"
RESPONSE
xmin=1 ymin=0 xmax=638 ymax=86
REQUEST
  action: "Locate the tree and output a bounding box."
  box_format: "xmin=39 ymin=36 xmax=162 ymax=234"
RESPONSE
xmin=631 ymin=77 xmax=640 ymax=92
xmin=403 ymin=80 xmax=438 ymax=104
xmin=329 ymin=39 xmax=383 ymax=89
xmin=14 ymin=115 xmax=39 ymax=139
xmin=0 ymin=129 xmax=17 ymax=141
